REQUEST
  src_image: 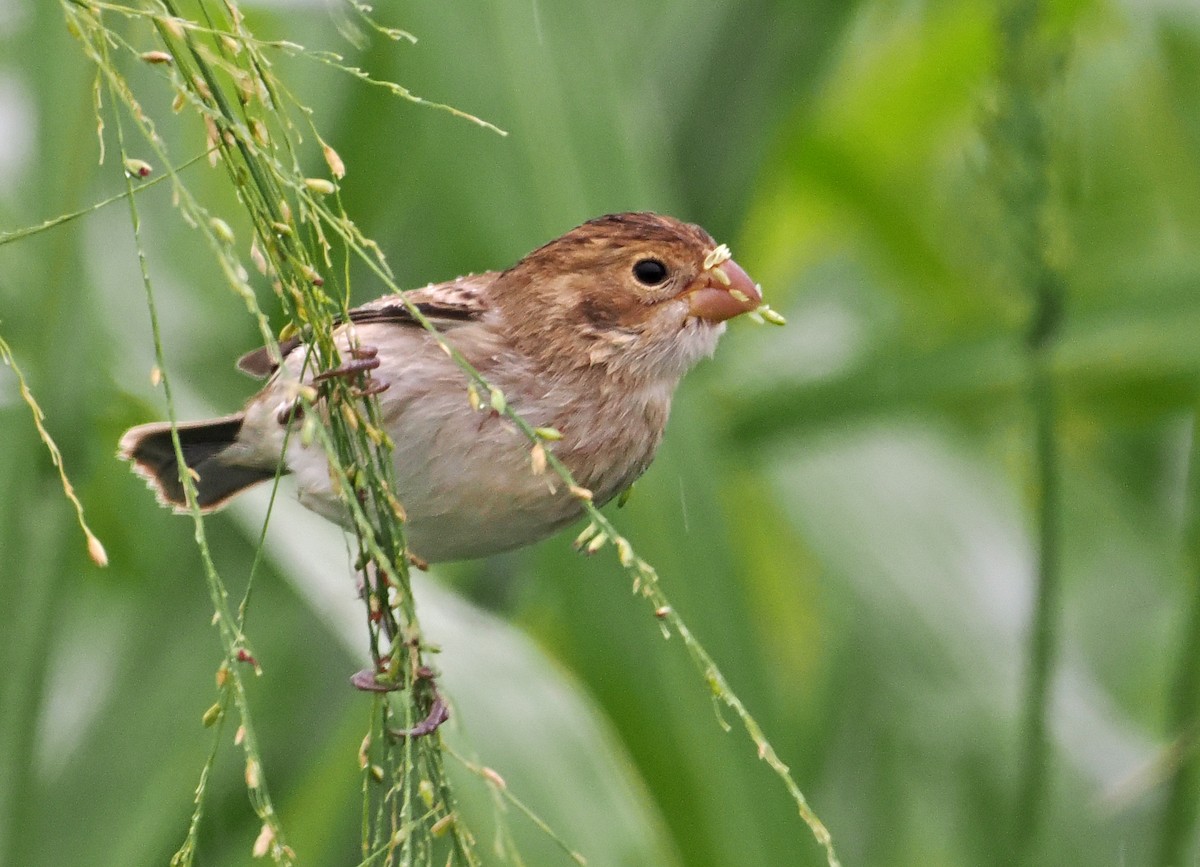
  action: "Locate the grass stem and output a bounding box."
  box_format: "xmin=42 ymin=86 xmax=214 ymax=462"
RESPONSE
xmin=1155 ymin=413 xmax=1200 ymax=865
xmin=988 ymin=0 xmax=1068 ymax=859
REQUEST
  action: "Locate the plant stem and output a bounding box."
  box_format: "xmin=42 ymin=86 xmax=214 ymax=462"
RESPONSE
xmin=1155 ymin=415 xmax=1200 ymax=865
xmin=990 ymin=0 xmax=1066 ymax=859
xmin=1014 ymin=328 xmax=1062 ymax=859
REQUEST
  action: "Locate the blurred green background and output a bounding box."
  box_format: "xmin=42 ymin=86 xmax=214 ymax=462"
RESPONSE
xmin=3 ymin=0 xmax=1200 ymax=864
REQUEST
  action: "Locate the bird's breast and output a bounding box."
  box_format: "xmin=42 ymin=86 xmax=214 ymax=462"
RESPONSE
xmin=259 ymin=322 xmax=675 ymax=562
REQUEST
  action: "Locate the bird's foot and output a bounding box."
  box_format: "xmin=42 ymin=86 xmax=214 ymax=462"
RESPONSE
xmin=312 ymin=353 xmax=380 ymax=383
xmin=387 ymin=667 xmax=450 ymax=739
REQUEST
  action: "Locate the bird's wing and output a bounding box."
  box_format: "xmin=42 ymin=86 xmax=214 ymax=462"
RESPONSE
xmin=236 ymin=271 xmax=499 ymax=377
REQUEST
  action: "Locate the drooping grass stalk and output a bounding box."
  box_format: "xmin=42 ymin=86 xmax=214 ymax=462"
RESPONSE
xmin=0 ymin=18 xmax=125 ymax=564
xmin=55 ymin=1 xmax=839 ymax=864
xmin=1156 ymin=415 xmax=1200 ymax=864
xmin=445 ymin=745 xmax=586 ymax=867
xmin=62 ymin=0 xmax=492 ymax=861
xmin=0 ymin=151 xmax=207 ymax=248
xmin=89 ymin=36 xmax=295 ymax=867
xmin=0 ymin=335 xmax=107 ymax=566
xmin=986 ymin=1 xmax=1066 ymax=860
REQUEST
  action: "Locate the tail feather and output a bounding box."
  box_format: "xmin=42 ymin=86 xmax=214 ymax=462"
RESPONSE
xmin=118 ymin=413 xmax=278 ymax=513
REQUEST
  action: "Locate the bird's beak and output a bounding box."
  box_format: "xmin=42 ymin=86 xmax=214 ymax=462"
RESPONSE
xmin=684 ymin=257 xmax=763 ymax=323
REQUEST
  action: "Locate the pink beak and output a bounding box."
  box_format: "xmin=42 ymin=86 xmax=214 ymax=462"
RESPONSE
xmin=685 ymin=258 xmax=763 ymax=323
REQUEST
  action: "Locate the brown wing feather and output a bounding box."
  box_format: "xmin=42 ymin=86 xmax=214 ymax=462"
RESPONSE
xmin=236 ymin=271 xmax=498 ymax=378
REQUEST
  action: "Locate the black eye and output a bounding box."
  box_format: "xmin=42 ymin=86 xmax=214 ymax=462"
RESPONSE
xmin=632 ymin=258 xmax=668 ymax=286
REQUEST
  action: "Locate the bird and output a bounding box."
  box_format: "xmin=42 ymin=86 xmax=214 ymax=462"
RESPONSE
xmin=119 ymin=212 xmax=763 ymax=563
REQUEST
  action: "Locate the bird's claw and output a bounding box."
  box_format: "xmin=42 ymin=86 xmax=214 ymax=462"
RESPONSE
xmin=370 ymin=666 xmax=450 ymax=739
xmin=313 ymin=354 xmax=380 ymax=383
xmin=350 ymin=668 xmax=402 ymax=692
xmin=388 ymin=694 xmax=450 ymax=740
xmin=352 ymin=380 xmax=391 ymax=398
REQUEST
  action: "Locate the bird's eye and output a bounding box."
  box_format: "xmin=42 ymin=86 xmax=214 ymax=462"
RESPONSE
xmin=632 ymin=258 xmax=669 ymax=286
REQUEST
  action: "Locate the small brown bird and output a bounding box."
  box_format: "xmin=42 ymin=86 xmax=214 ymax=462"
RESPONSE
xmin=120 ymin=212 xmax=763 ymax=562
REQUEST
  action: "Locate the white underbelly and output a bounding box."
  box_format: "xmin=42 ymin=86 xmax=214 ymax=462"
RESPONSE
xmin=282 ymin=388 xmax=583 ymax=563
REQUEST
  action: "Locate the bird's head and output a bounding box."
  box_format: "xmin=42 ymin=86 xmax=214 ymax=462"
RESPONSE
xmin=494 ymin=212 xmax=762 ymax=382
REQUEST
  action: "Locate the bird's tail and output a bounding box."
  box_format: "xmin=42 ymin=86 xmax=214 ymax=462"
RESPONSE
xmin=118 ymin=414 xmax=278 ymax=513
